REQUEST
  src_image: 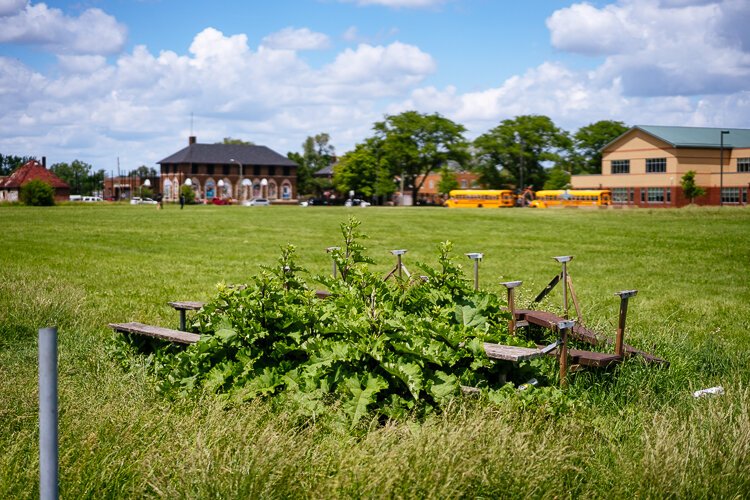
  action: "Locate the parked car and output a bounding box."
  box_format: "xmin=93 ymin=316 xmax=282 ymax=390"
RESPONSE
xmin=130 ymin=197 xmax=158 ymax=205
xmin=345 ymin=198 xmax=371 ymax=207
xmin=243 ymin=198 xmax=270 ymax=206
xmin=82 ymin=196 xmax=103 ymax=202
xmin=211 ymin=198 xmax=231 ymax=205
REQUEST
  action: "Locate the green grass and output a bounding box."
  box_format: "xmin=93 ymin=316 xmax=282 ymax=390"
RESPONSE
xmin=2 ymin=203 xmax=750 ymax=498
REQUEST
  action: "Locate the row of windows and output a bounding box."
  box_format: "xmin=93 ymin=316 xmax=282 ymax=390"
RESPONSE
xmin=721 ymin=187 xmax=749 ymax=204
xmin=610 ymin=187 xmax=748 ymax=204
xmin=612 ymin=157 xmax=750 ymax=174
xmin=180 ymin=164 xmax=291 ymax=176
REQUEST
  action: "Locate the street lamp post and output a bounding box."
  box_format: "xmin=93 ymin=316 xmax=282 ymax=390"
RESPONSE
xmin=514 ymin=131 xmax=525 ymax=205
xmin=720 ymin=130 xmax=730 ymax=206
xmin=230 ymin=158 xmax=247 ymax=202
xmin=260 ymin=178 xmax=268 ymax=199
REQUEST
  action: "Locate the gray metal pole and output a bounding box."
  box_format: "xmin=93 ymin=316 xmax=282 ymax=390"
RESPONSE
xmin=39 ymin=327 xmax=58 ymax=500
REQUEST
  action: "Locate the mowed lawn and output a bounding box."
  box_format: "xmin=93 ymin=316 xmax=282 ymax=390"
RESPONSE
xmin=2 ymin=203 xmax=750 ymax=498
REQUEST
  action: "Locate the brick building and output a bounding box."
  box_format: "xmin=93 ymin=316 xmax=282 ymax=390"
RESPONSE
xmin=572 ymin=125 xmax=750 ymax=207
xmin=0 ymin=159 xmax=70 ymax=202
xmin=158 ymin=136 xmax=299 ymax=203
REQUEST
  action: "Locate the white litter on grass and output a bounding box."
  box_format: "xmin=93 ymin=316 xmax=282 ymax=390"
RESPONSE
xmin=693 ymin=386 xmax=725 ymax=398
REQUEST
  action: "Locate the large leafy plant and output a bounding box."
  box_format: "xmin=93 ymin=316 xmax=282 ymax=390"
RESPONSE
xmin=145 ymin=218 xmax=548 ymax=423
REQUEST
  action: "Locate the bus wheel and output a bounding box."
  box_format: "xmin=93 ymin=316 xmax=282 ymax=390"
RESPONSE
xmin=478 ymin=204 xmax=483 ymax=208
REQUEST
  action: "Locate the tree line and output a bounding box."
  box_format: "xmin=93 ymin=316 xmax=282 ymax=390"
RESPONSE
xmin=288 ymin=113 xmax=629 ymax=201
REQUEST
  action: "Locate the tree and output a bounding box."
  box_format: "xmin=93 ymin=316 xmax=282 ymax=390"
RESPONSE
xmin=437 ymin=165 xmax=459 ymax=196
xmin=289 ymin=133 xmax=336 ymax=196
xmin=681 ymin=170 xmax=705 ymax=204
xmin=50 ymin=160 xmax=94 ymax=195
xmin=333 ymin=139 xmax=394 ymax=202
xmin=473 ymin=115 xmax=571 ymax=191
xmin=20 ymin=179 xmax=55 ymax=206
xmin=571 ymin=120 xmax=629 ymax=174
xmin=0 ymin=154 xmax=35 ymax=176
xmin=180 ymin=184 xmax=195 ymax=204
xmin=219 ymin=137 xmax=254 ymax=145
xmin=132 ymin=165 xmax=157 ymax=180
xmin=543 ymin=167 xmax=571 ymax=190
xmin=374 ymin=111 xmax=468 ymax=203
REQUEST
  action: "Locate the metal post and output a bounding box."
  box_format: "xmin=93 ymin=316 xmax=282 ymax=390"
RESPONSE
xmin=557 ymin=320 xmax=575 ymax=388
xmin=39 ymin=327 xmax=58 ymax=500
xmin=465 ymin=253 xmax=483 ymax=291
xmin=326 ymin=246 xmax=340 ymax=279
xmin=390 ymin=250 xmax=407 ymax=279
xmin=614 ymin=290 xmax=638 ymax=357
xmin=500 ymin=281 xmax=522 ymax=335
xmin=553 ymin=256 xmax=573 ymax=319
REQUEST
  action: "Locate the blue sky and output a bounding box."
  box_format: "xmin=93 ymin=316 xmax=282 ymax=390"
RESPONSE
xmin=1 ymin=0 xmax=749 ymax=172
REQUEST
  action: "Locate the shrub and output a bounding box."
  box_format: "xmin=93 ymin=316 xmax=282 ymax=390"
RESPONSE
xmin=180 ymin=184 xmax=195 ymax=204
xmin=19 ymin=179 xmax=55 ymax=206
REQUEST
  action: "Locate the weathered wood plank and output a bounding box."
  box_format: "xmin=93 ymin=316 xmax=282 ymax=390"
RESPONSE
xmin=109 ymin=322 xmax=200 ymax=345
xmin=483 ymin=343 xmax=545 ymax=362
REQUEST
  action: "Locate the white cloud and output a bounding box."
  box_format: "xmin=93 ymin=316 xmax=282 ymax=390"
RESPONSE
xmin=0 ymin=2 xmax=126 ymax=55
xmin=262 ymin=27 xmax=330 ymax=51
xmin=546 ymin=0 xmax=750 ymax=97
xmin=0 ymin=0 xmax=27 ymax=16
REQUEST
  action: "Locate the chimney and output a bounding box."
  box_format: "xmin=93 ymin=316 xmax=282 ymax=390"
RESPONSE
xmin=189 ymin=136 xmax=197 ymax=145
xmin=42 ymin=156 xmax=46 ymax=168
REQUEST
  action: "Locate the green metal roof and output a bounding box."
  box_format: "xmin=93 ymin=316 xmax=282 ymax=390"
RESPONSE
xmin=606 ymin=125 xmax=750 ymax=150
xmin=638 ymin=125 xmax=750 ymax=148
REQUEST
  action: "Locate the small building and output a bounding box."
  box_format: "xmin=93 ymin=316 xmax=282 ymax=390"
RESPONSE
xmin=0 ymin=159 xmax=70 ymax=202
xmin=572 ymin=125 xmax=750 ymax=207
xmin=158 ymin=137 xmax=298 ymax=203
xmin=415 ymin=171 xmax=482 ymax=205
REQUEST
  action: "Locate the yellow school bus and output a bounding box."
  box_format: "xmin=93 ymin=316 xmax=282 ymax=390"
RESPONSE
xmin=529 ymin=189 xmax=612 ymax=208
xmin=444 ymin=189 xmax=516 ymax=208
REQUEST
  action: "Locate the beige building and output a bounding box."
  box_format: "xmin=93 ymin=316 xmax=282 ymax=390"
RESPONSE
xmin=572 ymin=125 xmax=750 ymax=207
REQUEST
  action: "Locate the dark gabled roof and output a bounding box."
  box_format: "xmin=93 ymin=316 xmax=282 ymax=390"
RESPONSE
xmin=158 ymin=143 xmax=298 ymax=167
xmin=314 ymin=164 xmax=334 ymax=177
xmin=603 ymin=125 xmax=750 ymax=151
xmin=0 ymin=160 xmax=69 ymax=189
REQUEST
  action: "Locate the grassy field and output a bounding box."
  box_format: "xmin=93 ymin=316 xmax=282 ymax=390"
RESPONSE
xmin=2 ymin=203 xmax=750 ymax=498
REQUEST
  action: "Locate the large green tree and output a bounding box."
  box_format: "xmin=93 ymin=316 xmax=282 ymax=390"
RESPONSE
xmin=50 ymin=160 xmax=106 ymax=196
xmin=288 ymin=133 xmax=336 ymax=196
xmin=333 ymin=139 xmax=395 ymax=202
xmin=570 ymin=120 xmax=629 ymax=174
xmin=473 ymin=115 xmax=571 ymax=191
xmin=374 ymin=111 xmax=468 ymax=203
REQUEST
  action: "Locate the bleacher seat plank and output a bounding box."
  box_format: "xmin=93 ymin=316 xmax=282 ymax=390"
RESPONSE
xmin=483 ymin=343 xmax=545 ymax=362
xmin=168 ymin=301 xmax=205 ymax=311
xmin=109 ymin=322 xmax=200 ymax=344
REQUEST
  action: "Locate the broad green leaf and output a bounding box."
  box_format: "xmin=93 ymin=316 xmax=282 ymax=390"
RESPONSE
xmin=342 ymin=373 xmax=388 ymax=424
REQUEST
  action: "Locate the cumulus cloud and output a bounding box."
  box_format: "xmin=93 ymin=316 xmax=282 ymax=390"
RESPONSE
xmin=262 ymin=27 xmax=330 ymax=50
xmin=0 ymin=2 xmax=126 ymax=54
xmin=547 ymin=0 xmax=750 ymax=97
xmin=0 ymin=0 xmax=27 ymax=16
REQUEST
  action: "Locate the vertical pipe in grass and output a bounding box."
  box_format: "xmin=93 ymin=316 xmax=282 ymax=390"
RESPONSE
xmin=39 ymin=327 xmax=58 ymax=500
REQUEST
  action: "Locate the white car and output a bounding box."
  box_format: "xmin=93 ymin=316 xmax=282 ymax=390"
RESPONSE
xmin=82 ymin=196 xmax=103 ymax=202
xmin=130 ymin=197 xmax=158 ymax=205
xmin=243 ymin=198 xmax=270 ymax=206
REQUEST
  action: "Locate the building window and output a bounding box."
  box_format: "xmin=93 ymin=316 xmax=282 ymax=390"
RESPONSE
xmin=268 ymin=166 xmax=276 ymax=176
xmin=612 ymin=160 xmax=630 ymax=174
xmin=738 ymin=158 xmax=750 ymax=172
xmin=207 ymin=164 xmax=215 ymax=175
xmin=283 ymin=166 xmax=290 ymax=176
xmin=721 ymin=187 xmax=740 ymax=204
xmin=646 ymin=158 xmax=667 ymax=173
xmin=253 ymin=165 xmax=260 ymax=176
xmin=191 ymin=164 xmax=197 ymax=174
xmin=647 ymin=187 xmax=665 ymax=203
xmin=461 ymin=180 xmax=468 ymax=188
xmin=743 ymin=188 xmax=748 ymax=204
xmin=223 ymin=165 xmax=229 ymax=175
xmin=612 ymin=188 xmax=630 ymax=203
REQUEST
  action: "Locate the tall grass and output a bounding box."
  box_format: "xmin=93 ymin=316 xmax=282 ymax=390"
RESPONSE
xmin=1 ymin=204 xmax=749 ymax=497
